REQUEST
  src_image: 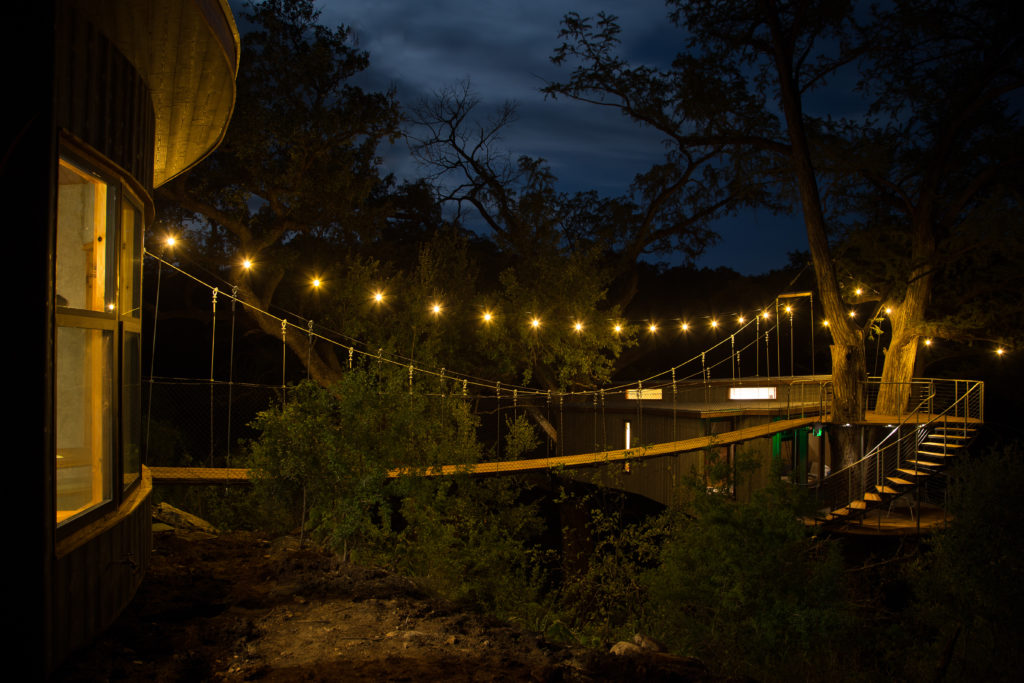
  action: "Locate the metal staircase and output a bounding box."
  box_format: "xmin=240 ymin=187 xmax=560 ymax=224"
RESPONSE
xmin=811 ymin=379 xmax=983 ymax=526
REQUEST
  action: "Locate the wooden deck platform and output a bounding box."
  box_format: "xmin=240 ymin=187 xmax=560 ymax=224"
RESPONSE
xmin=149 ymin=467 xmax=251 ymax=485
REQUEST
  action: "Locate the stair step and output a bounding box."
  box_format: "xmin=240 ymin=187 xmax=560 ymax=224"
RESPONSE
xmin=864 ymin=492 xmax=883 ymax=502
xmin=918 ymin=450 xmax=957 ymax=459
xmin=850 ymin=500 xmax=869 ymax=510
xmin=830 ymin=507 xmax=851 ymax=517
xmin=906 ymin=459 xmax=942 ymax=468
xmin=931 ymin=433 xmax=971 ymax=439
xmin=897 ymin=468 xmax=929 ymax=478
xmin=887 ymin=476 xmax=914 ymax=486
xmin=876 ymin=485 xmax=899 ymax=495
xmin=921 ymin=441 xmax=964 ymax=449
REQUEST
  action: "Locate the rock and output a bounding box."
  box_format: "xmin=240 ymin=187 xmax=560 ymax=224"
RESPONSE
xmin=632 ymin=633 xmax=665 ymax=652
xmin=152 ymin=502 xmax=218 ymax=533
xmin=610 ymin=641 xmax=645 ymax=656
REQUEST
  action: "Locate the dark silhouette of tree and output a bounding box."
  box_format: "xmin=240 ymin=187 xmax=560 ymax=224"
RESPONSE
xmin=546 ymin=0 xmax=1023 ymax=461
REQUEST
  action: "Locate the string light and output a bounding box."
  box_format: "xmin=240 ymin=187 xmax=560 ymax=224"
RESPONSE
xmin=372 ymin=290 xmax=385 ymax=304
xmin=822 ymin=319 xmax=829 ymax=327
xmin=710 ymin=319 xmax=719 ymax=329
xmin=648 ymin=322 xmax=658 ymax=334
xmin=311 ymin=277 xmax=321 ymax=288
xmin=431 ymin=302 xmax=443 ymax=316
xmin=924 ymin=338 xmax=932 ymax=346
xmin=884 ymin=307 xmax=892 ymax=315
xmin=762 ymin=311 xmax=770 ymax=320
xmin=855 ymin=287 xmax=863 ymax=296
xmin=482 ymin=310 xmax=494 ymax=324
xmin=737 ymin=315 xmax=745 ymax=324
xmin=680 ymin=321 xmax=690 ymax=332
xmin=573 ymin=321 xmax=584 ymax=333
xmin=848 ymin=310 xmax=856 ymax=318
xmin=165 ymin=235 xmax=177 ymax=248
xmin=997 ymin=347 xmax=1005 ymax=356
xmin=612 ymin=323 xmax=623 ymax=335
xmin=784 ymin=305 xmax=792 ymax=314
xmin=242 ymin=258 xmax=252 ymax=270
xmin=530 ymin=317 xmax=541 ymax=329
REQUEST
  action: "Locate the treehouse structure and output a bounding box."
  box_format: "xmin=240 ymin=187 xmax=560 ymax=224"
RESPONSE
xmin=4 ymin=0 xmax=239 ymax=675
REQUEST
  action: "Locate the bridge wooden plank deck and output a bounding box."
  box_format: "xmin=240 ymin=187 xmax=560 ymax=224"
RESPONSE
xmin=148 ymin=409 xmax=980 ymax=484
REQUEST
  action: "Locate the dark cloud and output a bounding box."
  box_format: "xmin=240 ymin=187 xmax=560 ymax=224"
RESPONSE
xmin=239 ymin=0 xmax=809 ymax=274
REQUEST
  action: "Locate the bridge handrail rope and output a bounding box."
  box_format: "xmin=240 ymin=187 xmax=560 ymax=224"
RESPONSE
xmin=145 ymin=250 xmax=809 ymax=401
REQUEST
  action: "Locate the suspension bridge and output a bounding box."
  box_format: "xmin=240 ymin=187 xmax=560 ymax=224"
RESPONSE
xmin=143 ymin=252 xmax=985 ymax=531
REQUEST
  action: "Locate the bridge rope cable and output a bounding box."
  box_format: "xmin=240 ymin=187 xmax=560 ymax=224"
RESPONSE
xmin=145 ymin=250 xmax=810 ymax=402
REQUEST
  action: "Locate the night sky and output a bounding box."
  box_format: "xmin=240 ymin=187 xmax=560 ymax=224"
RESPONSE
xmin=235 ymin=0 xmax=810 ymax=275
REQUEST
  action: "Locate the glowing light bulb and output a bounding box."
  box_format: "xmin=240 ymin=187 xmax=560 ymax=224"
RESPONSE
xmin=312 ymin=277 xmax=321 ymax=288
xmin=924 ymin=338 xmax=932 ymax=346
xmin=242 ymin=258 xmax=252 ymax=270
xmin=680 ymin=322 xmax=689 ymax=332
xmin=482 ymin=311 xmax=493 ymax=324
xmin=822 ymin=319 xmax=830 ymax=327
xmin=997 ymin=347 xmax=1005 ymax=356
xmin=106 ymin=303 xmax=115 ymax=311
xmin=613 ymin=323 xmax=623 ymax=335
xmin=784 ymin=305 xmax=792 ymax=314
xmin=710 ymin=319 xmax=719 ymax=329
xmin=431 ymin=303 xmax=443 ymax=315
xmin=165 ymin=236 xmax=177 ymax=248
xmin=573 ymin=321 xmax=584 ymax=333
xmin=737 ymin=315 xmax=745 ymax=324
xmin=762 ymin=311 xmax=770 ymax=320
xmin=884 ymin=307 xmax=892 ymax=315
xmin=648 ymin=322 xmax=658 ymax=333
xmin=855 ymin=287 xmax=863 ymax=296
xmin=373 ymin=291 xmax=384 ymax=304
xmin=848 ymin=310 xmax=856 ymax=318
xmin=530 ymin=317 xmax=541 ymax=329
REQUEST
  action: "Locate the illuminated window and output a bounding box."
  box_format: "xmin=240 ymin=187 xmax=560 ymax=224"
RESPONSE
xmin=55 ymin=154 xmax=144 ymax=524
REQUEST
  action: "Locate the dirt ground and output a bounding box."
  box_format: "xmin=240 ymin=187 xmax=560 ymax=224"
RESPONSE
xmin=53 ymin=528 xmax=717 ymax=682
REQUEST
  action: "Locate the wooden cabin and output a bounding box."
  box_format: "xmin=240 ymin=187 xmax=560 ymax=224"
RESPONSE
xmin=2 ymin=0 xmax=238 ymax=675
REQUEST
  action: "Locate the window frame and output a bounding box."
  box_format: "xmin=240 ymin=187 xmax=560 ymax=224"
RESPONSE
xmin=54 ymin=137 xmax=151 ymax=537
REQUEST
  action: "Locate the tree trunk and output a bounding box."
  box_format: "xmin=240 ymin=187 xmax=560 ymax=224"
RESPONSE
xmin=828 ymin=340 xmax=867 ymax=467
xmin=875 ymin=326 xmax=919 ymax=418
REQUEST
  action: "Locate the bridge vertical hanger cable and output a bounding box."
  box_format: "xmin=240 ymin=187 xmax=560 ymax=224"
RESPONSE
xmin=209 ymin=287 xmax=218 ymax=467
xmin=306 ymin=320 xmax=314 ymax=381
xmin=226 ymin=286 xmax=238 ymax=467
xmin=145 ymin=248 xmax=167 ymax=460
xmin=280 ymin=320 xmax=287 ymax=406
xmin=810 ymin=292 xmax=816 ymax=375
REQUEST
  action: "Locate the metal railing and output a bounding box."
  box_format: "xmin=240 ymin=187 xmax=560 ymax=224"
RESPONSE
xmin=809 ymin=378 xmax=983 ymax=517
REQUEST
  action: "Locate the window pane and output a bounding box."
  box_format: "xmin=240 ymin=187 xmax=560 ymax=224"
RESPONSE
xmin=120 ymin=200 xmax=142 ymax=319
xmin=56 ymin=326 xmax=113 ymax=524
xmin=123 ymin=331 xmax=142 ymax=488
xmin=57 ymin=159 xmax=117 ymax=313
